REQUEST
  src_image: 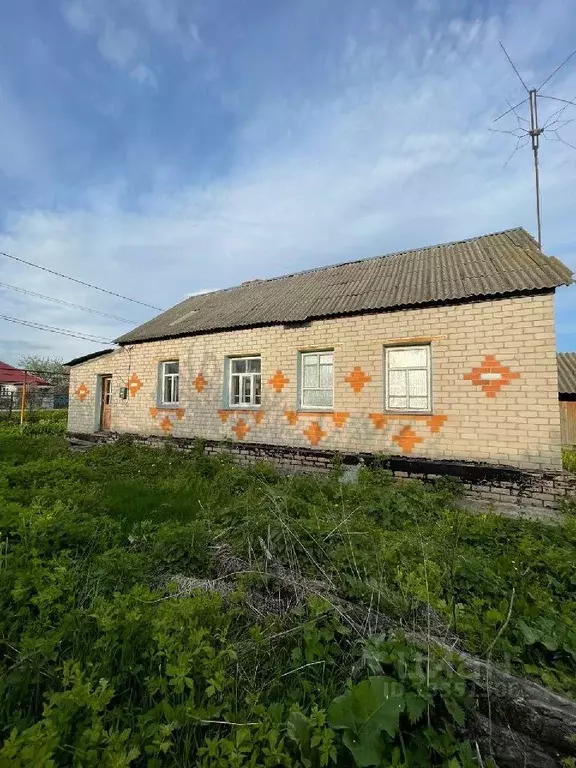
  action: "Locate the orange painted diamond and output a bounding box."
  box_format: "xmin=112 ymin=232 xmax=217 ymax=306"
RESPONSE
xmin=176 ymin=408 xmax=185 ymax=421
xmin=345 ymin=367 xmax=371 ymax=393
xmin=217 ymin=410 xmax=230 ymax=423
xmin=303 ymin=421 xmax=326 ymax=446
xmin=127 ymin=372 xmax=143 ymax=397
xmin=232 ymin=418 xmax=250 ymax=440
xmin=194 ymin=373 xmax=207 ymax=393
xmin=75 ymin=383 xmax=89 ymax=402
xmin=392 ymin=426 xmax=423 ymax=454
xmin=253 ymin=411 xmax=264 ymax=424
xmin=268 ymin=370 xmax=290 ymax=393
xmin=149 ymin=407 xmax=158 ymax=419
xmin=464 ymin=355 xmax=520 ymax=398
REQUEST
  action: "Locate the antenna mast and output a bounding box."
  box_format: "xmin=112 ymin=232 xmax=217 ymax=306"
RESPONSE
xmin=493 ymin=43 xmax=576 ymax=249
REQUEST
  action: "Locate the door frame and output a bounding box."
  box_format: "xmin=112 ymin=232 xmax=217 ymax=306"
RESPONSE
xmin=98 ymin=374 xmax=113 ymax=431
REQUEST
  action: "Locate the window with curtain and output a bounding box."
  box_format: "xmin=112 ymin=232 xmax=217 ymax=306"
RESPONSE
xmin=385 ymin=345 xmax=431 ymax=411
xmin=300 ymin=351 xmax=333 ymax=408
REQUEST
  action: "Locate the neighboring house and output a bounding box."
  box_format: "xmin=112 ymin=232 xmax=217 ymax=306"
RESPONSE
xmin=0 ymin=361 xmax=51 ymax=409
xmin=67 ymin=227 xmax=573 ymax=471
xmin=558 ymin=352 xmax=576 ymax=447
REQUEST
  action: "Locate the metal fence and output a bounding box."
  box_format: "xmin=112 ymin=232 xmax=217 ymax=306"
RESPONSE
xmin=0 ymin=369 xmax=70 ymax=421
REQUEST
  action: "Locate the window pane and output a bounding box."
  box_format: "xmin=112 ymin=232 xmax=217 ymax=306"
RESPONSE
xmin=319 ymin=362 xmax=333 ymax=388
xmin=165 ymin=362 xmax=179 ymax=374
xmin=163 ymin=378 xmax=171 ymax=403
xmin=304 ymin=354 xmax=318 ymax=368
xmin=247 ymin=358 xmax=261 ymax=373
xmin=409 ymin=396 xmax=428 ymax=410
xmin=388 ymin=369 xmax=407 ymax=397
xmin=388 ymin=396 xmax=407 ymax=409
xmin=172 ymin=377 xmax=179 ymax=403
xmin=254 ymin=376 xmax=261 ymax=404
xmin=303 ymin=364 xmax=317 ymax=387
xmin=388 ymin=347 xmax=427 ymax=369
xmin=303 ymin=389 xmax=332 ymax=407
xmin=231 ymin=376 xmax=240 ymax=404
xmin=242 ymin=376 xmax=251 ymax=402
xmin=231 ymin=359 xmax=246 ymax=373
xmin=407 ymin=369 xmax=428 ymax=397
xmin=319 ymin=353 xmax=333 ymax=365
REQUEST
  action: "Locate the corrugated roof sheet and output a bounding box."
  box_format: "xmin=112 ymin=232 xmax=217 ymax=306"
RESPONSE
xmin=116 ymin=227 xmax=573 ymax=344
xmin=0 ymin=361 xmax=50 ymax=386
xmin=558 ymin=352 xmax=576 ymax=395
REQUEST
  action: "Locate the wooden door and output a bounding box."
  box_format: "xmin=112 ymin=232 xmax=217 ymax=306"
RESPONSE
xmin=100 ymin=376 xmax=112 ymax=431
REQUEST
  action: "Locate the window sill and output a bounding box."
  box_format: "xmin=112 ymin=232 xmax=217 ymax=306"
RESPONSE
xmin=298 ymin=409 xmax=334 ymax=414
xmin=157 ymin=404 xmax=181 ymax=410
xmin=383 ymin=411 xmax=433 ymax=416
xmin=222 ymin=406 xmax=262 ymax=411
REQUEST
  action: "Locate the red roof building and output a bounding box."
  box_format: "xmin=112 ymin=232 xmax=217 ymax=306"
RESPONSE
xmin=0 ymin=361 xmax=50 ymax=387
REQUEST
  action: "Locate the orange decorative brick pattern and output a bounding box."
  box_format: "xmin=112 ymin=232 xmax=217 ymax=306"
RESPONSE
xmin=150 ymin=406 xmax=186 ymax=433
xmin=159 ymin=416 xmax=173 ymax=434
xmin=345 ymin=366 xmax=372 ymax=393
xmin=268 ymin=370 xmax=290 ymax=393
xmin=464 ymin=355 xmax=520 ymax=398
xmin=303 ymin=421 xmax=326 ymax=446
xmin=126 ymin=373 xmax=143 ymax=398
xmin=75 ymin=383 xmax=89 ymax=402
xmin=331 ymin=412 xmax=349 ymax=428
xmin=232 ymin=418 xmax=250 ymax=440
xmin=194 ymin=373 xmax=208 ymax=393
xmin=426 ymin=414 xmax=447 ymax=433
xmin=284 ymin=410 xmax=299 ymax=426
xmin=393 ymin=425 xmax=423 ymax=454
xmin=369 ymin=413 xmax=388 ymax=429
xmin=253 ymin=411 xmax=264 ymax=425
xmin=368 ymin=412 xmax=447 ymax=435
xmin=217 ymin=410 xmax=230 ymax=423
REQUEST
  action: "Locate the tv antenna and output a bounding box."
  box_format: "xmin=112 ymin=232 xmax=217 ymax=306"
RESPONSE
xmin=492 ymin=42 xmax=576 ymax=248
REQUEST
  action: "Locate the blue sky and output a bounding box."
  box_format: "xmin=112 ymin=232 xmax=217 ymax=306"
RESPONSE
xmin=0 ymin=0 xmax=574 ymax=363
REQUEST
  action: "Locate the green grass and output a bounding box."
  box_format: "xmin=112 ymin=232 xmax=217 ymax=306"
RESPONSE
xmin=563 ymin=447 xmax=576 ymax=473
xmin=0 ymin=425 xmax=575 ymax=766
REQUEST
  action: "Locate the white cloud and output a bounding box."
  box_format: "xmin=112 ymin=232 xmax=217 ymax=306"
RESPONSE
xmin=1 ymin=0 xmax=575 ymax=362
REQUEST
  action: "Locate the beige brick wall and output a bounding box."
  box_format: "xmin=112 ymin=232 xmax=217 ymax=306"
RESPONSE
xmin=67 ymin=293 xmax=562 ymax=470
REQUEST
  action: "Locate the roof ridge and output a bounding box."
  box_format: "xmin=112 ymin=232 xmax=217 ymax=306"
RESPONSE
xmin=213 ymin=227 xmax=528 ymax=294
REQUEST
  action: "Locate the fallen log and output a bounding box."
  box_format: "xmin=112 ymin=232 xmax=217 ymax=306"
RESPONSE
xmin=164 ymin=544 xmax=576 ymax=767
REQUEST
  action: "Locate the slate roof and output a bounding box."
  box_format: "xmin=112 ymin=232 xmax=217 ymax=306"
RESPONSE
xmin=0 ymin=362 xmax=50 ymax=386
xmin=558 ymin=353 xmax=576 ymax=395
xmin=116 ymin=227 xmax=573 ymax=344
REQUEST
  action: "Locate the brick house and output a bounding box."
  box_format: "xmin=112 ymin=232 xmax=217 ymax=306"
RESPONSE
xmin=67 ymin=228 xmax=572 ymax=472
xmin=558 ymin=353 xmax=576 ymax=447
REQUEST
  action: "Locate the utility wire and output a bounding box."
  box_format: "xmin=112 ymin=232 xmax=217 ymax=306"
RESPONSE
xmin=0 ymin=250 xmax=163 ymax=311
xmin=0 ymin=314 xmax=113 ymax=344
xmin=0 ymin=281 xmax=135 ymax=324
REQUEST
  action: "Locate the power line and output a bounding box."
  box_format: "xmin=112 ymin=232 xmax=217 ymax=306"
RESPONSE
xmin=0 ymin=314 xmax=114 ymax=344
xmin=0 ymin=250 xmax=163 ymax=311
xmin=0 ymin=281 xmax=135 ymax=324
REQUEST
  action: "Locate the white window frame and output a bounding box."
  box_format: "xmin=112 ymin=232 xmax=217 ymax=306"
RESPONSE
xmin=160 ymin=361 xmax=179 ymax=405
xmin=384 ymin=345 xmax=432 ymax=413
xmin=228 ymin=356 xmax=261 ymax=408
xmin=299 ymin=351 xmax=334 ymax=410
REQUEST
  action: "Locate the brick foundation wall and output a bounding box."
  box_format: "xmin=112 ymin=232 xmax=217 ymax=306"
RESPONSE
xmin=69 ymin=431 xmax=576 ymax=522
xmin=67 ymin=293 xmax=562 ymax=471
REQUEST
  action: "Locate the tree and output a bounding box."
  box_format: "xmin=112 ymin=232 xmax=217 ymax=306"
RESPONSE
xmin=17 ymin=355 xmax=67 ymax=378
